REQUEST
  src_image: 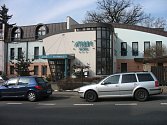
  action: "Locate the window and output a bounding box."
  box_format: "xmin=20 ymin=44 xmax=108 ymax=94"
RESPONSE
xmin=6 ymin=78 xmax=18 ymax=86
xmin=132 ymin=42 xmax=138 ymax=56
xmin=121 ymin=42 xmax=127 ymax=56
xmin=14 ymin=28 xmax=21 ymax=39
xmin=34 ymin=66 xmax=38 ymax=75
xmin=144 ymin=41 xmax=150 ymax=57
xmin=137 ymin=74 xmax=154 ymax=82
xmin=10 ymin=65 xmax=14 ymax=75
xmin=104 ymin=75 xmax=120 ymax=84
xmin=10 ymin=48 xmax=15 ymax=60
xmin=34 ymin=47 xmax=39 ymax=59
xmin=144 ymin=41 xmax=150 ymax=52
xmin=122 ymin=74 xmax=137 ymax=83
xmin=38 ymin=26 xmax=46 ymax=36
xmin=42 ymin=47 xmax=46 ymax=55
xmin=156 ymin=41 xmax=162 ymax=57
xmin=96 ymin=27 xmax=112 ymax=75
xmin=18 ymin=48 xmax=22 ymax=59
xmin=76 ymin=27 xmax=96 ymax=32
xmin=18 ymin=77 xmax=29 ymax=86
xmin=42 ymin=66 xmax=47 ymax=75
xmin=121 ymin=63 xmax=127 ymax=73
xmin=156 ymin=41 xmax=162 ymax=47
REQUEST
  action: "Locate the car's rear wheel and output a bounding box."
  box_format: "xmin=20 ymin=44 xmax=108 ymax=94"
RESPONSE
xmin=85 ymin=90 xmax=97 ymax=102
xmin=134 ymin=89 xmax=149 ymax=101
xmin=27 ymin=91 xmax=37 ymax=102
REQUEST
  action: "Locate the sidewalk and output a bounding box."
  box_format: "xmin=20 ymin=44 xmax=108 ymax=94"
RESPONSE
xmin=160 ymin=86 xmax=167 ymax=94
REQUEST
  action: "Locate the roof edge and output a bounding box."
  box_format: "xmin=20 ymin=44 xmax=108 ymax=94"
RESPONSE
xmin=112 ymin=23 xmax=167 ymax=37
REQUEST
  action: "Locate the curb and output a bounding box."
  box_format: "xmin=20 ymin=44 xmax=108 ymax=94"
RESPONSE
xmin=54 ymin=89 xmax=77 ymax=92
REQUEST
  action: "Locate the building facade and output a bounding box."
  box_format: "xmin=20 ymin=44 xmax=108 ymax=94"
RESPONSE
xmin=0 ymin=23 xmax=4 ymax=73
xmin=5 ymin=17 xmax=167 ymax=80
xmin=113 ymin=24 xmax=167 ymax=72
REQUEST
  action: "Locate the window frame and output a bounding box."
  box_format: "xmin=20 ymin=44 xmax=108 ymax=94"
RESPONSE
xmin=18 ymin=48 xmax=22 ymax=59
xmin=132 ymin=42 xmax=138 ymax=56
xmin=34 ymin=66 xmax=39 ymax=75
xmin=6 ymin=78 xmax=18 ymax=86
xmin=18 ymin=77 xmax=30 ymax=86
xmin=14 ymin=28 xmax=21 ymax=39
xmin=156 ymin=41 xmax=162 ymax=57
xmin=144 ymin=41 xmax=150 ymax=52
xmin=37 ymin=26 xmax=46 ymax=36
xmin=34 ymin=47 xmax=39 ymax=59
xmin=10 ymin=48 xmax=15 ymax=60
xmin=96 ymin=27 xmax=112 ymax=75
xmin=137 ymin=73 xmax=154 ymax=82
xmin=41 ymin=65 xmax=47 ymax=75
xmin=103 ymin=75 xmax=120 ymax=84
xmin=121 ymin=42 xmax=127 ymax=56
xmin=121 ymin=74 xmax=137 ymax=83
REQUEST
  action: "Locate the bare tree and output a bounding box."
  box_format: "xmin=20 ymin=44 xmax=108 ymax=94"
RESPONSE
xmin=144 ymin=43 xmax=167 ymax=58
xmin=140 ymin=14 xmax=167 ymax=30
xmin=84 ymin=0 xmax=148 ymax=24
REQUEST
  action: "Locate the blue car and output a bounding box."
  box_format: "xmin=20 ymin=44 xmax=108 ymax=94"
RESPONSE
xmin=0 ymin=76 xmax=52 ymax=102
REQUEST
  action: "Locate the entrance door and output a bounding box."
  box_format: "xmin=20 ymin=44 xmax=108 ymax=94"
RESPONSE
xmin=56 ymin=60 xmax=65 ymax=80
xmin=121 ymin=63 xmax=127 ymax=72
xmin=55 ymin=59 xmax=71 ymax=80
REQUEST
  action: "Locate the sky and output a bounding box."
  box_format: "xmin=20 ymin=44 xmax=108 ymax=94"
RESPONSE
xmin=1 ymin=0 xmax=167 ymax=26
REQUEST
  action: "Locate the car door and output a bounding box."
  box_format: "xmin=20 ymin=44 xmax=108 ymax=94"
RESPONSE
xmin=97 ymin=75 xmax=120 ymax=97
xmin=1 ymin=78 xmax=18 ymax=97
xmin=119 ymin=73 xmax=137 ymax=95
xmin=16 ymin=77 xmax=29 ymax=97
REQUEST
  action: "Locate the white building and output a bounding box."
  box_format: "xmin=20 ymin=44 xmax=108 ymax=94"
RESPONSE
xmin=5 ymin=17 xmax=167 ymax=80
xmin=113 ymin=24 xmax=167 ymax=72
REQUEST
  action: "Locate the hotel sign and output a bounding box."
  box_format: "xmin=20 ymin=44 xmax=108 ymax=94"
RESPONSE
xmin=73 ymin=41 xmax=94 ymax=52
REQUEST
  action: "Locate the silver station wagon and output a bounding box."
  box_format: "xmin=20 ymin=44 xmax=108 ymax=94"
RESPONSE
xmin=78 ymin=72 xmax=161 ymax=102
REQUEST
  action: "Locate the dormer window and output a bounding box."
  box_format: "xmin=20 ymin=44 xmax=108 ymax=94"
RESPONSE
xmin=14 ymin=28 xmax=21 ymax=39
xmin=11 ymin=27 xmax=22 ymax=41
xmin=38 ymin=25 xmax=46 ymax=36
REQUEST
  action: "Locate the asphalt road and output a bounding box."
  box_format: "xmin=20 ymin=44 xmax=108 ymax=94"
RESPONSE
xmin=0 ymin=92 xmax=167 ymax=125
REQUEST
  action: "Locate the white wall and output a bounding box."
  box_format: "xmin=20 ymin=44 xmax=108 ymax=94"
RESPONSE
xmin=8 ymin=41 xmax=47 ymax=63
xmin=28 ymin=41 xmax=47 ymax=63
xmin=67 ymin=16 xmax=79 ymax=29
xmin=115 ymin=28 xmax=167 ymax=59
xmin=43 ymin=31 xmax=96 ymax=76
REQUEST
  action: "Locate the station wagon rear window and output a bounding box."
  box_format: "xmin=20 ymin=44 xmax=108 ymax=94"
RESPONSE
xmin=137 ymin=74 xmax=154 ymax=82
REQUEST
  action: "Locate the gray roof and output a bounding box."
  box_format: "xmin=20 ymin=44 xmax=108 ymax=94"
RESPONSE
xmin=7 ymin=22 xmax=67 ymax=42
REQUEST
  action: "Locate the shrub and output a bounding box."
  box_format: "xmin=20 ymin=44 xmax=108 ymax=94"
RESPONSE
xmin=56 ymin=77 xmax=102 ymax=90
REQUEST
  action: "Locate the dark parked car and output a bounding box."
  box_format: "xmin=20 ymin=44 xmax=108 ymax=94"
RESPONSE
xmin=0 ymin=76 xmax=52 ymax=102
